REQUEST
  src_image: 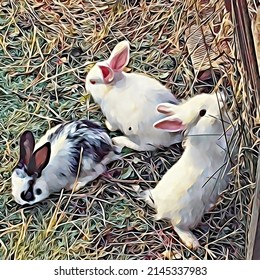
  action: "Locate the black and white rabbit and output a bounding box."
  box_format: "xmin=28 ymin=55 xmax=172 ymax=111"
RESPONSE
xmin=11 ymin=119 xmax=120 ymax=205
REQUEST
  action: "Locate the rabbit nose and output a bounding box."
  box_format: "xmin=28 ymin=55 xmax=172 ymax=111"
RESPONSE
xmin=21 ymin=190 xmax=33 ymax=201
xmin=21 ymin=180 xmax=36 ymax=202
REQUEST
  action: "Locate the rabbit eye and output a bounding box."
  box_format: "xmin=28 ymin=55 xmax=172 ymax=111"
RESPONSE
xmin=35 ymin=188 xmax=42 ymax=195
xmin=199 ymin=109 xmax=206 ymax=117
xmin=90 ymin=80 xmax=96 ymax=85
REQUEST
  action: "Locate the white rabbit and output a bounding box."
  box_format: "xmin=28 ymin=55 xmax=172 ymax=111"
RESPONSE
xmin=11 ymin=119 xmax=120 ymax=205
xmin=141 ymin=92 xmax=234 ymax=249
xmin=85 ymin=40 xmax=182 ymax=151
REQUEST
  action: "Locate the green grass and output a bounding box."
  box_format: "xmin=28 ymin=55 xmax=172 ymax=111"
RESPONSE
xmin=0 ymin=0 xmax=258 ymax=260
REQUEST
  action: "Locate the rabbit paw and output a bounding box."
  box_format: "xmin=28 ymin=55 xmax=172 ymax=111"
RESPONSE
xmin=105 ymin=120 xmax=117 ymax=132
xmin=67 ymin=170 xmax=104 ymax=191
xmin=174 ymin=226 xmax=200 ymax=250
xmin=112 ymin=136 xmax=140 ymax=150
xmin=140 ymin=190 xmax=155 ymax=207
xmin=112 ymin=136 xmax=155 ymax=151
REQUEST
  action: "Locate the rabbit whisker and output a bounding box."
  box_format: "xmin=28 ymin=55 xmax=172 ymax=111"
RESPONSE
xmin=201 ymin=161 xmax=229 ymax=189
xmin=186 ymin=133 xmax=228 ymax=137
xmin=208 ymin=114 xmax=231 ymax=125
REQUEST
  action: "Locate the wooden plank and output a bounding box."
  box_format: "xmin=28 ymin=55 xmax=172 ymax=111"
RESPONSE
xmin=224 ymin=0 xmax=260 ymax=259
xmin=250 ymin=155 xmax=260 ymax=260
xmin=232 ymin=0 xmax=260 ymax=101
xmin=253 ymin=216 xmax=260 ymax=259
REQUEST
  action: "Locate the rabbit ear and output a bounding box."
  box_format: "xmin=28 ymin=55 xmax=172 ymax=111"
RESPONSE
xmin=156 ymin=103 xmax=177 ymax=115
xmin=27 ymin=142 xmax=51 ymax=176
xmin=108 ymin=41 xmax=130 ymax=72
xmin=97 ymin=64 xmax=114 ymax=84
xmin=153 ymin=115 xmax=185 ymax=132
xmin=19 ymin=131 xmax=35 ymax=166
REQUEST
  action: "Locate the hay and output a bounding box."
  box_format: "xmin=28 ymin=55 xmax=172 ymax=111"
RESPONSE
xmin=0 ymin=0 xmax=258 ymax=260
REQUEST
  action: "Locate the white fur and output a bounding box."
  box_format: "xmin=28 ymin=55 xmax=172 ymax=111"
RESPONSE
xmin=142 ymin=92 xmax=234 ymax=249
xmin=85 ymin=41 xmax=182 ymax=151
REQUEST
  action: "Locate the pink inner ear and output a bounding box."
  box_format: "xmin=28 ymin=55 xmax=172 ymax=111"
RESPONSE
xmin=98 ymin=65 xmax=114 ymax=84
xmin=157 ymin=104 xmax=174 ymax=115
xmin=34 ymin=146 xmax=49 ymax=170
xmin=20 ymin=131 xmax=35 ymax=166
xmin=99 ymin=65 xmax=110 ymax=78
xmin=24 ymin=141 xmax=32 ymax=165
xmin=109 ymin=47 xmax=129 ymax=72
xmin=154 ymin=119 xmax=185 ymax=132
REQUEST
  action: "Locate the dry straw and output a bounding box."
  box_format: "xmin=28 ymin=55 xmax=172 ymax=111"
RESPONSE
xmin=0 ymin=0 xmax=259 ymax=259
